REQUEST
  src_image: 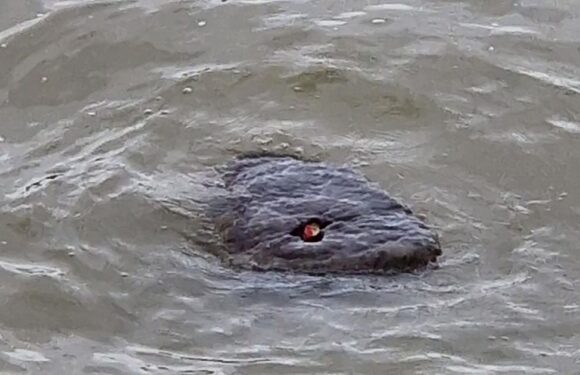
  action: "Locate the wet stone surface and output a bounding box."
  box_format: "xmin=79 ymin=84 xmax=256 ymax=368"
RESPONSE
xmin=212 ymin=155 xmax=441 ymax=274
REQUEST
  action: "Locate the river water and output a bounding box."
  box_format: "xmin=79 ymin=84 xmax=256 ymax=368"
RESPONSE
xmin=1 ymin=0 xmax=579 ymax=373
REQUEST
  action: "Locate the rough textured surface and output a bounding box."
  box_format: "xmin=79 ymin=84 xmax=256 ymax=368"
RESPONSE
xmin=212 ymin=155 xmax=442 ymax=275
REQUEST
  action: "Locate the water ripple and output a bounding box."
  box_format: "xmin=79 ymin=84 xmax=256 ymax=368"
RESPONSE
xmin=0 ymin=0 xmax=579 ymax=373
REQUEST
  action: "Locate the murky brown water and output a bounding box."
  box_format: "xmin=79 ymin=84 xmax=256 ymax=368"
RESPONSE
xmin=1 ymin=0 xmax=580 ymax=373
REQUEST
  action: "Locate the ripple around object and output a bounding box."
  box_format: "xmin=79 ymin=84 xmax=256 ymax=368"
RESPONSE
xmin=209 ymin=154 xmax=441 ymax=275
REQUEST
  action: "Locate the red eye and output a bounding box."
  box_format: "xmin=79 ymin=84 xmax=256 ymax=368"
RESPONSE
xmin=303 ymin=223 xmax=320 ymax=240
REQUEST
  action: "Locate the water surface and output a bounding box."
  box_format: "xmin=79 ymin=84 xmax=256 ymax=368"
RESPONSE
xmin=1 ymin=0 xmax=579 ymax=373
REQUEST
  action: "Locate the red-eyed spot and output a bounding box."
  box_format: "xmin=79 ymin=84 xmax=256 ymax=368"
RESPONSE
xmin=302 ymin=222 xmax=320 ymax=241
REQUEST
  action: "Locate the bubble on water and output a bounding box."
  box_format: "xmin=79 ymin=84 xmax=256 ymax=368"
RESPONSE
xmin=371 ymin=18 xmax=387 ymax=24
xmin=182 ymin=87 xmax=193 ymax=94
xmin=198 ymin=20 xmax=207 ymax=27
xmin=144 ymin=108 xmax=154 ymax=115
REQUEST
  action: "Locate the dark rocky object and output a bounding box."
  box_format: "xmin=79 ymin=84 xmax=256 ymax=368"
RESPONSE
xmin=211 ymin=154 xmax=441 ymax=275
